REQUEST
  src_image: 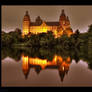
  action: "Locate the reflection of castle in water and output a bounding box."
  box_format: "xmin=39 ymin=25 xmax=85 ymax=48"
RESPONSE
xmin=22 ymin=55 xmax=71 ymax=82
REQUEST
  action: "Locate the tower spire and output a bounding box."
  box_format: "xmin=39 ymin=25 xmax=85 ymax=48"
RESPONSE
xmin=67 ymin=16 xmax=69 ymax=21
xmin=59 ymin=9 xmax=66 ymax=20
xmin=25 ymin=11 xmax=29 ymax=16
xmin=61 ymin=9 xmax=65 ymax=16
xmin=62 ymin=9 xmax=64 ymax=14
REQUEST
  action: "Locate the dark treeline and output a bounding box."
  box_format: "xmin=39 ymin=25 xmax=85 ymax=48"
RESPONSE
xmin=1 ymin=43 xmax=92 ymax=70
xmin=1 ymin=25 xmax=92 ymax=84
xmin=1 ymin=24 xmax=92 ymax=70
xmin=1 ymin=24 xmax=92 ymax=49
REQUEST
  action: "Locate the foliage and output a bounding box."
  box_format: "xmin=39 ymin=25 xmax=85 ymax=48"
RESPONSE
xmin=1 ymin=25 xmax=92 ymax=54
xmin=88 ymin=24 xmax=92 ymax=33
xmin=1 ymin=25 xmax=92 ymax=71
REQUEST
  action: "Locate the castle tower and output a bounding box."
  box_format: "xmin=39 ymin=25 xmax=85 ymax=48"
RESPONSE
xmin=66 ymin=16 xmax=70 ymax=25
xmin=59 ymin=9 xmax=67 ymax=26
xmin=35 ymin=16 xmax=42 ymax=25
xmin=22 ymin=11 xmax=30 ymax=37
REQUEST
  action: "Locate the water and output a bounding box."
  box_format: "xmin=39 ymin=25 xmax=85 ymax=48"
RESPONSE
xmin=1 ymin=47 xmax=92 ymax=87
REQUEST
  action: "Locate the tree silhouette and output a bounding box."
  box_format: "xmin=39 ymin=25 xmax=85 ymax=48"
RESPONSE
xmin=88 ymin=24 xmax=92 ymax=33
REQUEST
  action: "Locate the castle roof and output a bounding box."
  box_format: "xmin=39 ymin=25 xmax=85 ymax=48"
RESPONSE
xmin=46 ymin=22 xmax=59 ymax=26
xmin=30 ymin=22 xmax=41 ymax=26
xmin=30 ymin=21 xmax=59 ymax=26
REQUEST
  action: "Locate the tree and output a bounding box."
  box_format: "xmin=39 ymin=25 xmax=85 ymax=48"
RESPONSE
xmin=75 ymin=29 xmax=80 ymax=35
xmin=15 ymin=28 xmax=21 ymax=35
xmin=1 ymin=33 xmax=13 ymax=46
xmin=74 ymin=29 xmax=80 ymax=40
xmin=88 ymin=24 xmax=92 ymax=33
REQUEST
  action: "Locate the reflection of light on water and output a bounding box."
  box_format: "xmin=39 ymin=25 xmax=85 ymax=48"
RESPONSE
xmin=22 ymin=55 xmax=71 ymax=70
xmin=67 ymin=57 xmax=71 ymax=63
xmin=22 ymin=54 xmax=71 ymax=80
xmin=22 ymin=55 xmax=71 ymax=69
xmin=62 ymin=66 xmax=64 ymax=71
xmin=28 ymin=56 xmax=58 ymax=69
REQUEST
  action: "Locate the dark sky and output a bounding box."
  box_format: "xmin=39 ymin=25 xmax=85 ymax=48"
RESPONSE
xmin=2 ymin=5 xmax=92 ymax=33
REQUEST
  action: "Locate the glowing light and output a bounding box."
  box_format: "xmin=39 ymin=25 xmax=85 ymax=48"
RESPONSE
xmin=22 ymin=55 xmax=71 ymax=78
xmin=62 ymin=66 xmax=65 ymax=71
xmin=22 ymin=56 xmax=29 ymax=75
xmin=22 ymin=55 xmax=71 ymax=70
xmin=67 ymin=57 xmax=71 ymax=63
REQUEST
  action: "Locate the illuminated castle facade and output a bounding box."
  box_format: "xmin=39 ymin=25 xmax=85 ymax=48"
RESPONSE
xmin=22 ymin=9 xmax=73 ymax=38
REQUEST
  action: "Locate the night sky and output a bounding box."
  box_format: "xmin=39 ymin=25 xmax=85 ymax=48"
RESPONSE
xmin=2 ymin=5 xmax=92 ymax=33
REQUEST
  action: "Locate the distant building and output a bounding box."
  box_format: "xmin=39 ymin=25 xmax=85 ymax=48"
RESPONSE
xmin=22 ymin=9 xmax=73 ymax=38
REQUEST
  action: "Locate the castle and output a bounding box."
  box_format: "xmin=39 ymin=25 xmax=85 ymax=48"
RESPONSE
xmin=22 ymin=9 xmax=73 ymax=38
